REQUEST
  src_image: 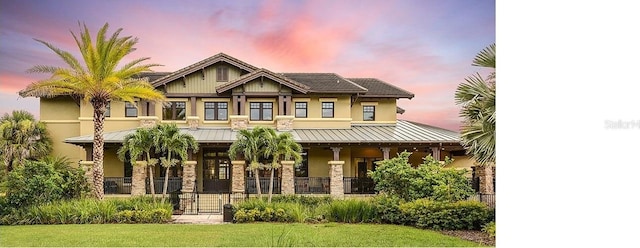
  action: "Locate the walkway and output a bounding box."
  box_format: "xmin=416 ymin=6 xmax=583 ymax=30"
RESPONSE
xmin=171 ymin=214 xmax=226 ymax=224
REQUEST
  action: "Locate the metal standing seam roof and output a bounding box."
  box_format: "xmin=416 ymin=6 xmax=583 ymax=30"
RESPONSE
xmin=64 ymin=120 xmax=460 ymax=144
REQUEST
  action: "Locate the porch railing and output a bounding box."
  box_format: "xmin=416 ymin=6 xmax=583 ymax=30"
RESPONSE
xmin=104 ymin=177 xmax=132 ymax=194
xmin=146 ymin=177 xmax=182 ymax=194
xmin=343 ymin=177 xmax=376 ymax=194
xmin=295 ymin=177 xmax=330 ymax=194
xmin=245 ymin=177 xmax=281 ymax=194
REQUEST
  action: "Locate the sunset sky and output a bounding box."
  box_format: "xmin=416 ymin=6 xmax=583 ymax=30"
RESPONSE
xmin=0 ymin=0 xmax=495 ymax=130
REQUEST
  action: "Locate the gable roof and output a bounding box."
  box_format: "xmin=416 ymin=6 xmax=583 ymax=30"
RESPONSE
xmin=348 ymin=78 xmax=414 ymax=99
xmin=281 ymin=73 xmax=368 ymax=94
xmin=216 ymin=68 xmax=310 ymax=94
xmin=135 ymin=72 xmax=171 ymax=82
xmin=151 ymin=53 xmax=258 ymax=87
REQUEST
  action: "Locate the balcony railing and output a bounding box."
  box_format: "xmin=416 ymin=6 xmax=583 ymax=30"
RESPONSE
xmin=245 ymin=177 xmax=281 ymax=194
xmin=146 ymin=177 xmax=182 ymax=194
xmin=343 ymin=177 xmax=376 ymax=194
xmin=295 ymin=177 xmax=330 ymax=194
xmin=104 ymin=177 xmax=132 ymax=194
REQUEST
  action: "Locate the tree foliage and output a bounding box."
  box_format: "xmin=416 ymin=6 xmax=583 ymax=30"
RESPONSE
xmin=370 ymin=151 xmax=474 ymax=202
xmin=153 ymin=124 xmax=198 ymax=202
xmin=0 ymin=110 xmax=52 ymax=173
xmin=117 ymin=127 xmax=160 ymax=199
xmin=19 ymin=22 xmax=166 ymax=200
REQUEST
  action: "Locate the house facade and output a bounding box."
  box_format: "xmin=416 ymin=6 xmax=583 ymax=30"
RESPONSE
xmin=38 ymin=53 xmax=476 ymax=198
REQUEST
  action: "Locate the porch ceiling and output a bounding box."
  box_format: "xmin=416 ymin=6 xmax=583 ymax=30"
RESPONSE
xmin=64 ymin=120 xmax=460 ymax=145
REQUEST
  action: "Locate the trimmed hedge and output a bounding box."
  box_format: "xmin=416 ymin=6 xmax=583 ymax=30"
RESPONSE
xmin=400 ymin=199 xmax=492 ymax=230
xmin=0 ymin=197 xmax=172 ymax=225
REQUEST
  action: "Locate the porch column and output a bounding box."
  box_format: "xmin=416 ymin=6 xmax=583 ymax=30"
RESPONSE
xmin=231 ymin=160 xmax=246 ymax=193
xmin=329 ymin=147 xmax=344 ymax=199
xmin=278 ymin=95 xmax=285 ymax=115
xmin=182 ymin=161 xmax=197 ymax=193
xmin=475 ymin=164 xmax=495 ymax=194
xmin=281 ymin=161 xmax=296 ymax=195
xmin=380 ymin=147 xmax=391 ymax=160
xmin=80 ymin=161 xmax=95 ymax=196
xmin=131 ymin=161 xmax=147 ymax=196
xmin=431 ymin=147 xmax=441 ymax=161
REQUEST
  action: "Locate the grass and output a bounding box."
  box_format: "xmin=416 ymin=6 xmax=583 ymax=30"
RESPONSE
xmin=0 ymin=223 xmax=487 ymax=247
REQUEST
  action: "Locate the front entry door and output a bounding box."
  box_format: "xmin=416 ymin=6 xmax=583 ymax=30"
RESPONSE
xmin=202 ymin=150 xmax=231 ymax=193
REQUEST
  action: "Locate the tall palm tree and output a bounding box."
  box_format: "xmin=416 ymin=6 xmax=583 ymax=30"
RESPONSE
xmin=228 ymin=127 xmax=269 ymax=199
xmin=154 ymin=124 xmax=198 ymax=203
xmin=263 ymin=129 xmax=302 ymax=203
xmin=19 ymin=23 xmax=165 ymax=199
xmin=117 ymin=127 xmax=159 ymax=199
xmin=0 ymin=110 xmax=52 ymax=173
xmin=455 ymin=43 xmax=496 ymax=166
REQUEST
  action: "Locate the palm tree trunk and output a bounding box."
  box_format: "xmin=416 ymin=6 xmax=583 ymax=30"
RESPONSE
xmin=254 ymin=169 xmax=262 ymax=199
xmin=162 ymin=153 xmax=172 ymax=204
xmin=268 ymin=168 xmax=274 ymax=203
xmin=146 ymin=152 xmax=156 ymax=202
xmin=92 ymin=100 xmax=107 ymax=200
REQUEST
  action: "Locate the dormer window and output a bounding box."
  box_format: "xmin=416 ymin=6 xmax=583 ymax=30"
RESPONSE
xmin=216 ymin=67 xmax=228 ymax=82
xmin=363 ymin=106 xmax=375 ymax=121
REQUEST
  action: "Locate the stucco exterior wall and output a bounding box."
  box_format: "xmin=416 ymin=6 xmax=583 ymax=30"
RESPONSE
xmin=351 ymin=98 xmax=397 ymax=123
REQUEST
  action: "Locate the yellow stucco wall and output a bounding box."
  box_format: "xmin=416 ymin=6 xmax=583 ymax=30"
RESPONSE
xmin=307 ymin=147 xmax=351 ymax=177
xmin=40 ymin=97 xmax=79 ymax=120
xmin=39 ymin=97 xmax=84 ymax=164
xmin=292 ymin=95 xmax=352 ymax=128
xmin=103 ymin=148 xmax=123 ymax=177
xmin=351 ymin=99 xmax=397 ymax=123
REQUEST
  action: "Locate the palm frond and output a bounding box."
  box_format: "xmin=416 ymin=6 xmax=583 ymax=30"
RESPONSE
xmin=472 ymin=43 xmax=495 ymax=69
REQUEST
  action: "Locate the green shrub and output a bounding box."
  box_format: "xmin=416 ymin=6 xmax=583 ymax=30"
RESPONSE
xmin=271 ymin=195 xmax=332 ymax=206
xmin=0 ymin=197 xmax=171 ymax=225
xmin=370 ymin=151 xmax=474 ymax=202
xmin=482 ymin=221 xmax=496 ymax=238
xmin=325 ymin=199 xmax=377 ymax=223
xmin=371 ymin=194 xmax=407 ymax=224
xmin=400 ymin=199 xmax=491 ymax=230
xmin=234 ymin=199 xmax=323 ymax=223
xmin=5 ymin=160 xmax=89 ymax=209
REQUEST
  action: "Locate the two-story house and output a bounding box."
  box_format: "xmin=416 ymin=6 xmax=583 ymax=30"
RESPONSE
xmin=37 ymin=53 xmax=472 ymax=199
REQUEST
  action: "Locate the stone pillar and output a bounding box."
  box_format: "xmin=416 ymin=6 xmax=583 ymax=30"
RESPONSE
xmin=231 ymin=160 xmax=246 ymax=193
xmin=380 ymin=147 xmax=391 ymax=160
xmin=80 ymin=161 xmax=95 ymax=196
xmin=276 ymin=116 xmax=294 ymax=131
xmin=182 ymin=161 xmax=197 ymax=193
xmin=186 ymin=116 xmax=199 ymax=130
xmin=230 ymin=115 xmax=249 ymax=130
xmin=131 ymin=161 xmax=147 ymax=196
xmin=280 ymin=161 xmax=296 ymax=195
xmin=328 ymin=161 xmax=345 ymax=199
xmin=139 ymin=116 xmax=159 ymax=128
xmin=475 ymin=164 xmax=495 ymax=194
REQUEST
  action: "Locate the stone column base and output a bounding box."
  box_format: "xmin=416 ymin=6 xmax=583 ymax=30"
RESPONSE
xmin=231 ymin=160 xmax=246 ymax=193
xmin=182 ymin=161 xmax=197 ymax=193
xmin=328 ymin=160 xmax=345 ymax=199
xmin=281 ymin=161 xmax=296 ymax=195
xmin=131 ymin=161 xmax=147 ymax=196
xmin=79 ymin=161 xmax=95 ymax=196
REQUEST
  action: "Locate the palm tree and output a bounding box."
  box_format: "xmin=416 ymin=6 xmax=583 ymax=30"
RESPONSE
xmin=263 ymin=129 xmax=302 ymax=203
xmin=0 ymin=110 xmax=52 ymax=173
xmin=117 ymin=127 xmax=159 ymax=200
xmin=19 ymin=23 xmax=165 ymax=199
xmin=154 ymin=124 xmax=198 ymax=203
xmin=455 ymin=43 xmax=496 ymax=166
xmin=228 ymin=127 xmax=270 ymax=199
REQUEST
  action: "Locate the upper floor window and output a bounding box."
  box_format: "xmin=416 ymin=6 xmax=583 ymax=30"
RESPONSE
xmin=125 ymin=102 xmax=137 ymax=117
xmin=363 ymin=106 xmax=375 ymax=121
xmin=163 ymin=102 xmax=186 ymax=120
xmin=295 ymin=102 xmax=307 ymax=118
xmin=105 ymin=102 xmax=111 ymax=117
xmin=205 ymin=102 xmax=228 ymax=121
xmin=250 ymin=102 xmax=273 ymax=121
xmin=216 ymin=67 xmax=228 ymax=82
xmin=322 ymin=102 xmax=334 ymax=118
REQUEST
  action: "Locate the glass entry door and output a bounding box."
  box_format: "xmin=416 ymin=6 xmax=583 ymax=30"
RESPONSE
xmin=202 ymin=149 xmax=231 ymax=193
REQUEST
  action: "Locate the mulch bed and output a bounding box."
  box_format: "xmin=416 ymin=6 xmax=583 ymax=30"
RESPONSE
xmin=439 ymin=230 xmax=495 ymax=246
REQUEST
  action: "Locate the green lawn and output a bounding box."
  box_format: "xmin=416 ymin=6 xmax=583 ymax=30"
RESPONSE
xmin=0 ymin=222 xmax=486 ymax=247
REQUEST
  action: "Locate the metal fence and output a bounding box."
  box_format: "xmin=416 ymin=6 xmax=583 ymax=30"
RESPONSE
xmin=469 ymin=193 xmax=495 ymax=209
xmin=176 ymin=192 xmax=247 ymax=215
xmin=146 ymin=177 xmax=182 ymax=194
xmin=294 ymin=177 xmax=330 ymax=194
xmin=343 ymin=177 xmax=376 ymax=194
xmin=245 ymin=177 xmax=281 ymax=194
xmin=103 ymin=177 xmax=132 ymax=194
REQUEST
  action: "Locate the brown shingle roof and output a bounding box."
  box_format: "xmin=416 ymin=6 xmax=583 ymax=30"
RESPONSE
xmin=347 ymin=78 xmax=414 ymax=99
xmin=151 ymin=53 xmax=258 ymax=87
xmin=281 ymin=73 xmax=368 ymax=93
xmin=135 ymin=72 xmax=171 ymax=82
xmin=216 ymin=68 xmax=310 ymax=94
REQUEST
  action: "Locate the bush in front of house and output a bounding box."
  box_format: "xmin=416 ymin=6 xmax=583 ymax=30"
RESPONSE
xmin=324 ymin=199 xmax=377 ymax=223
xmin=4 ymin=159 xmax=89 ymax=211
xmin=0 ymin=197 xmax=172 ymax=225
xmin=233 ymin=198 xmax=326 ymax=223
xmin=482 ymin=221 xmax=496 ymax=238
xmin=371 ymin=194 xmax=408 ymax=224
xmin=271 ymin=195 xmax=333 ymax=206
xmin=399 ymin=199 xmax=492 ymax=230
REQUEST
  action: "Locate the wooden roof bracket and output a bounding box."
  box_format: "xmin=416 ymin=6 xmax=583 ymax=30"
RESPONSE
xmin=201 ymin=68 xmax=205 ymax=80
xmin=351 ymin=93 xmax=361 ymax=107
xmin=182 ymin=75 xmax=187 ymax=87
